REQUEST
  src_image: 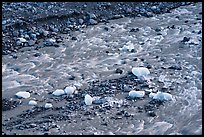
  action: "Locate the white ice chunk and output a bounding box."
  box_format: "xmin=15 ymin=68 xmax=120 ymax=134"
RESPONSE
xmin=18 ymin=38 xmax=27 ymax=43
xmin=28 ymin=100 xmax=37 ymax=105
xmin=15 ymin=91 xmax=30 ymax=99
xmin=85 ymin=94 xmax=93 ymax=105
xmin=64 ymin=86 xmax=76 ymax=95
xmin=48 ymin=38 xmax=56 ymax=43
xmin=52 ymin=89 xmax=65 ymax=96
xmin=149 ymin=91 xmax=173 ymax=101
xmin=129 ymin=90 xmax=145 ymax=98
xmin=45 ymin=103 xmax=53 ymax=108
xmin=132 ymin=67 xmax=150 ymax=78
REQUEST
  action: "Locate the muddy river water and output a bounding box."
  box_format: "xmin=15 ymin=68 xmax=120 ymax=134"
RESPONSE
xmin=2 ymin=3 xmax=202 ymax=135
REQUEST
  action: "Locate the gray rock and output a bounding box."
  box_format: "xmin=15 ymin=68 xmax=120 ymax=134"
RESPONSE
xmin=78 ymin=18 xmax=84 ymax=25
xmin=44 ymin=38 xmax=56 ymax=46
xmin=43 ymin=30 xmax=49 ymax=36
xmin=123 ymin=85 xmax=131 ymax=92
xmin=89 ymin=19 xmax=97 ymax=25
xmin=16 ymin=40 xmax=22 ymax=46
xmin=28 ymin=40 xmax=36 ymax=46
xmin=13 ymin=31 xmax=19 ymax=37
xmin=24 ymin=34 xmax=30 ymax=39
xmin=89 ymin=13 xmax=97 ymax=19
xmin=30 ymin=33 xmax=37 ymax=39
xmin=50 ymin=26 xmax=58 ymax=32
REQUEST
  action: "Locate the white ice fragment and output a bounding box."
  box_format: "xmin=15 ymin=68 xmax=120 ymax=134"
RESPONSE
xmin=48 ymin=38 xmax=56 ymax=43
xmin=129 ymin=90 xmax=145 ymax=98
xmin=45 ymin=103 xmax=53 ymax=108
xmin=84 ymin=94 xmax=93 ymax=105
xmin=28 ymin=100 xmax=37 ymax=105
xmin=149 ymin=92 xmax=173 ymax=101
xmin=52 ymin=89 xmax=65 ymax=96
xmin=15 ymin=91 xmax=30 ymax=99
xmin=132 ymin=67 xmax=150 ymax=78
xmin=18 ymin=38 xmax=27 ymax=43
xmin=64 ymin=86 xmax=76 ymax=95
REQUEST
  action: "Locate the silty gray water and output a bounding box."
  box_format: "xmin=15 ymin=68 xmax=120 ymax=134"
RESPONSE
xmin=2 ymin=3 xmax=202 ymax=135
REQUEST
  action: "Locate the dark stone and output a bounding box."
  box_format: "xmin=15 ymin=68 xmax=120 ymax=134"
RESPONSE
xmin=115 ymin=68 xmax=123 ymax=74
xmin=168 ymin=65 xmax=182 ymax=70
xmin=146 ymin=64 xmax=152 ymax=69
xmin=84 ymin=111 xmax=92 ymax=116
xmin=116 ymin=110 xmax=124 ymax=115
xmin=104 ymin=27 xmax=109 ymax=31
xmin=33 ymin=53 xmax=41 ymax=57
xmin=181 ymin=37 xmax=190 ymax=43
xmin=68 ymin=75 xmax=75 ymax=80
xmin=155 ymin=28 xmax=161 ymax=32
xmin=130 ymin=28 xmax=139 ymax=32
xmin=138 ymin=106 xmax=143 ymax=110
xmin=101 ymin=122 xmax=108 ymax=126
xmin=184 ymin=20 xmax=188 ymax=23
xmin=98 ymin=108 xmax=106 ymax=112
xmin=170 ymin=25 xmax=175 ymax=29
xmin=133 ymin=58 xmax=138 ymax=61
xmin=140 ymin=58 xmax=145 ymax=61
xmin=124 ymin=111 xmax=131 ymax=117
xmin=12 ymin=55 xmax=18 ymax=59
xmin=161 ymin=66 xmax=166 ymax=69
xmin=148 ymin=111 xmax=156 ymax=117
xmin=71 ymin=37 xmax=77 ymax=40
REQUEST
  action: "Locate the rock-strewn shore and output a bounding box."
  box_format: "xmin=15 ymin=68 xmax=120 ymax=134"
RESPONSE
xmin=2 ymin=2 xmax=193 ymax=55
